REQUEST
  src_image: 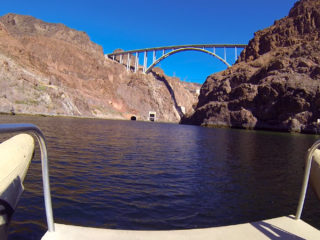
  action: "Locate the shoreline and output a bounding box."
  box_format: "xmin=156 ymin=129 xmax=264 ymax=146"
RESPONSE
xmin=200 ymin=123 xmax=320 ymax=136
xmin=0 ymin=111 xmax=180 ymax=125
xmin=2 ymin=111 xmax=320 ymax=136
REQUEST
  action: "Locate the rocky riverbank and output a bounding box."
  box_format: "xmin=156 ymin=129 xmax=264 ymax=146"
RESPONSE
xmin=181 ymin=0 xmax=320 ymax=134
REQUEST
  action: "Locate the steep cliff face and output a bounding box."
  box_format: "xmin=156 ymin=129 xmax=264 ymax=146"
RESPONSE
xmin=182 ymin=0 xmax=320 ymax=133
xmin=0 ymin=13 xmax=199 ymax=122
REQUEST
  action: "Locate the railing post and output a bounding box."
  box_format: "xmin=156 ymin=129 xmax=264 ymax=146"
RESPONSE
xmin=295 ymin=140 xmax=320 ymax=219
xmin=35 ymin=132 xmax=55 ymax=232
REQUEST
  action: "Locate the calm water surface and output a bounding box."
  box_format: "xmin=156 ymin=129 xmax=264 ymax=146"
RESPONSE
xmin=1 ymin=115 xmax=319 ymax=240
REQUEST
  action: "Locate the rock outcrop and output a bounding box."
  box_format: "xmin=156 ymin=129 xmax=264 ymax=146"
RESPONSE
xmin=0 ymin=13 xmax=199 ymax=122
xmin=182 ymin=0 xmax=320 ymax=133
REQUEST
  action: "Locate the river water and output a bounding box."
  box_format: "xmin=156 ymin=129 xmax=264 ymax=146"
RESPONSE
xmin=1 ymin=115 xmax=319 ymax=240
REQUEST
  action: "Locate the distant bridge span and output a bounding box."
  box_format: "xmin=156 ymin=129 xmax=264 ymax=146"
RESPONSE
xmin=106 ymin=44 xmax=247 ymax=74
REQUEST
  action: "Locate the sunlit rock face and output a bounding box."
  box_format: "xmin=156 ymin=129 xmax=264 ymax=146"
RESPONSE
xmin=182 ymin=0 xmax=320 ymax=133
xmin=0 ymin=13 xmax=199 ymax=122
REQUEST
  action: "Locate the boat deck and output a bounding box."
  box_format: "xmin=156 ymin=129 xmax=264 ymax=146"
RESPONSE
xmin=41 ymin=215 xmax=320 ymax=240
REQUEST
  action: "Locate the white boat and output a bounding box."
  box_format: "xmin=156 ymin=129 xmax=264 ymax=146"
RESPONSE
xmin=0 ymin=123 xmax=320 ymax=240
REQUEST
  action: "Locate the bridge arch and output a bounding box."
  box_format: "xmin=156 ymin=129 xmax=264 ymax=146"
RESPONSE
xmin=145 ymin=47 xmax=231 ymax=74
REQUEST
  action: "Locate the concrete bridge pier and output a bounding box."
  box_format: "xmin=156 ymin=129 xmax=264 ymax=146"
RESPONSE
xmin=135 ymin=52 xmax=139 ymax=73
xmin=153 ymin=50 xmax=156 ymax=64
xmin=126 ymin=53 xmax=131 ymax=71
xmin=143 ymin=51 xmax=147 ymax=73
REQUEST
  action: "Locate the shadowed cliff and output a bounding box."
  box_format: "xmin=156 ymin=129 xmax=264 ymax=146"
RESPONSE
xmin=181 ymin=0 xmax=320 ymax=134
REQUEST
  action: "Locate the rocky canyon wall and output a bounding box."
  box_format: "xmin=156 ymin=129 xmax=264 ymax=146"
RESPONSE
xmin=182 ymin=0 xmax=320 ymax=134
xmin=0 ymin=13 xmax=199 ymax=122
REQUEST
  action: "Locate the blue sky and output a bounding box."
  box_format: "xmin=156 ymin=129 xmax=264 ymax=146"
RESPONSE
xmin=1 ymin=0 xmax=297 ymax=83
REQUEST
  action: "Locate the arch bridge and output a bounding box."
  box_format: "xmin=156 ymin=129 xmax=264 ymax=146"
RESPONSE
xmin=106 ymin=44 xmax=247 ymax=74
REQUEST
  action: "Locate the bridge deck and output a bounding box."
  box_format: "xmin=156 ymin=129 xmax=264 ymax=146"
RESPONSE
xmin=107 ymin=44 xmax=247 ymax=55
xmin=41 ymin=215 xmax=320 ymax=240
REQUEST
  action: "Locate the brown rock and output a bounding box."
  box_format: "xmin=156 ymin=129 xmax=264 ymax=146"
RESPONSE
xmin=230 ymin=108 xmax=257 ymax=129
xmin=181 ymin=0 xmax=320 ymax=134
xmin=0 ymin=13 xmax=199 ymax=122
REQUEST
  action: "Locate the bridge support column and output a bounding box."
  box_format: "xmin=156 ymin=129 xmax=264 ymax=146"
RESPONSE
xmin=235 ymin=47 xmax=237 ymax=61
xmin=143 ymin=51 xmax=147 ymax=73
xmin=127 ymin=53 xmax=131 ymax=72
xmin=153 ymin=50 xmax=156 ymax=64
xmin=120 ymin=55 xmax=123 ymax=64
xmin=135 ymin=52 xmax=139 ymax=73
xmin=112 ymin=55 xmax=115 ymax=61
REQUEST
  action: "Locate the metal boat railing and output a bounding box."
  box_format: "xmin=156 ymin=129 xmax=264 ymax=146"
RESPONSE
xmin=295 ymin=139 xmax=320 ymax=219
xmin=0 ymin=123 xmax=54 ymax=232
xmin=0 ymin=123 xmax=319 ymax=232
